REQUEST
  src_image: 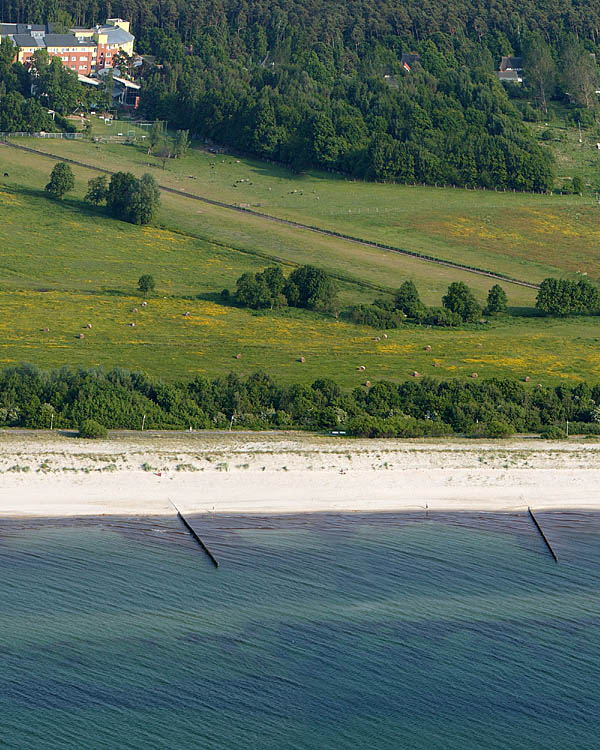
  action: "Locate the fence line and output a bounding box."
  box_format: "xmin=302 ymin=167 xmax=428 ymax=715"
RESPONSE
xmin=0 ymin=132 xmax=85 ymax=139
xmin=0 ymin=139 xmax=540 ymax=291
xmin=0 ymin=132 xmax=146 ymax=143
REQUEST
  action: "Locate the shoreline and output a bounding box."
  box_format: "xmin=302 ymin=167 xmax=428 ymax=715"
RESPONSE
xmin=2 ymin=431 xmax=600 ymax=517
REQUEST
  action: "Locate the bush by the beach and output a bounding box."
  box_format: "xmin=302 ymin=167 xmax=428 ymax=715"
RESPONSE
xmin=346 ymin=415 xmax=453 ymax=439
xmin=78 ymin=419 xmax=108 ymax=439
xmin=472 ymin=419 xmax=515 ymax=439
xmin=540 ymin=425 xmax=567 ymax=440
xmin=563 ymin=421 xmax=600 ymax=435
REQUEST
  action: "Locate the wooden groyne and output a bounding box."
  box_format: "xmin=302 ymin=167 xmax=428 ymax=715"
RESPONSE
xmin=528 ymin=507 xmax=558 ymax=563
xmin=170 ymin=500 xmax=219 ymax=568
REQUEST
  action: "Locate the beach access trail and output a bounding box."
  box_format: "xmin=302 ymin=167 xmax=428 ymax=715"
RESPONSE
xmin=1 ymin=432 xmax=599 ymax=517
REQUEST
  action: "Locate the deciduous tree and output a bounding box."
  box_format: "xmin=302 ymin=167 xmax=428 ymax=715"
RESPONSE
xmin=45 ymin=162 xmax=74 ymax=199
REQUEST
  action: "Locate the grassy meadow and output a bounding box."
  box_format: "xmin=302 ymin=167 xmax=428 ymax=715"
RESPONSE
xmin=0 ymin=136 xmax=599 ymax=385
xmin=0 ymin=143 xmax=537 ymax=306
xmin=12 ymin=125 xmax=600 ymax=284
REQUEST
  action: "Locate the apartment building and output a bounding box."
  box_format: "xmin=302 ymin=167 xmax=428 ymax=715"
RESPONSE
xmin=0 ymin=18 xmax=134 ymax=75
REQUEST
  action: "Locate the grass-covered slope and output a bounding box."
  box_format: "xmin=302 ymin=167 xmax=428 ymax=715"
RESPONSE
xmin=0 ymin=140 xmax=598 ymax=385
xmin=14 ymin=133 xmax=600 ymax=285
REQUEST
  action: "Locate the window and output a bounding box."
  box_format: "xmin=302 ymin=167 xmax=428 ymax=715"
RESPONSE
xmin=72 ymin=57 xmax=76 ymax=61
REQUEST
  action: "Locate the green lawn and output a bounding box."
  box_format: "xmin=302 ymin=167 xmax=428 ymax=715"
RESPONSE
xmin=0 ymin=138 xmax=598 ymax=386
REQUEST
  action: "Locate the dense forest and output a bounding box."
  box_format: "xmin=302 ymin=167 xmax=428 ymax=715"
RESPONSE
xmin=1 ymin=364 xmax=600 ymax=438
xmin=7 ymin=1 xmax=600 ymax=188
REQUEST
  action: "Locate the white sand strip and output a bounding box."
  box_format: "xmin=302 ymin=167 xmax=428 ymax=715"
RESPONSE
xmin=1 ymin=431 xmax=599 ymax=517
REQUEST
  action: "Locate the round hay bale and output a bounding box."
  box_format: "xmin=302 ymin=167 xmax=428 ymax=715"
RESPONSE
xmin=365 ymin=381 xmax=371 ymax=387
xmin=132 ymin=308 xmax=138 ymax=313
xmin=78 ymin=333 xmax=85 ymax=339
xmin=235 ymin=353 xmax=242 ymax=359
xmin=476 ymin=343 xmax=483 ymax=348
xmin=412 ymin=371 xmax=420 ymax=377
xmin=141 ymin=301 xmax=147 ymax=308
xmin=374 ymin=337 xmax=381 ymax=342
xmin=433 ymin=362 xmax=440 ymax=367
xmin=184 ymin=311 xmax=190 ymax=317
xmin=129 ymin=322 xmax=136 ymax=327
xmin=383 ymin=334 xmax=388 ymax=339
xmin=471 ymin=372 xmax=478 ymax=378
xmin=299 ymin=356 xmax=305 ymax=363
xmin=43 ymin=327 xmax=49 ymax=333
xmin=425 ymin=345 xmax=432 ymax=351
xmin=86 ymin=323 xmax=92 ymax=329
xmin=524 ymin=376 xmax=531 ymax=382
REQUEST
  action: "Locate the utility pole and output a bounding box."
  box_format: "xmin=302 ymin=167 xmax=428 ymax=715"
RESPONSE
xmin=566 ymin=420 xmax=569 ymax=437
xmin=578 ymin=121 xmax=582 ymax=143
xmin=141 ymin=414 xmax=146 ymax=431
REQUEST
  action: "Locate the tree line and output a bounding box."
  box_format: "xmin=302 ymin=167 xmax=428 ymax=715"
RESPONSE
xmin=6 ymin=1 xmax=600 ymax=190
xmin=352 ymin=281 xmax=508 ymax=328
xmin=1 ymin=363 xmax=599 ymax=439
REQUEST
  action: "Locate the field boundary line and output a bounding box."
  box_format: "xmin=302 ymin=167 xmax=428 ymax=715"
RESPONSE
xmin=1 ymin=139 xmax=540 ymax=291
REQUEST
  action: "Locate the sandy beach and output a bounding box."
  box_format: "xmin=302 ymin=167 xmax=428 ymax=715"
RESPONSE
xmin=1 ymin=430 xmax=599 ymax=517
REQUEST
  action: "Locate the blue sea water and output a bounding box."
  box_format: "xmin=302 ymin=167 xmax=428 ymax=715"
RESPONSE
xmin=0 ymin=511 xmax=599 ymax=749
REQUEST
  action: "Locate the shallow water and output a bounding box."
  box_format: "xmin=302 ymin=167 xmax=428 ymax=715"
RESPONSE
xmin=1 ymin=511 xmax=599 ymax=749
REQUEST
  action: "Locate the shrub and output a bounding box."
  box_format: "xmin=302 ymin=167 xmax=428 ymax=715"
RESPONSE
xmin=483 ymin=419 xmax=514 ymax=438
xmin=442 ymin=282 xmax=482 ymax=322
xmin=45 ymin=162 xmax=75 ymax=199
xmin=536 ymin=278 xmax=600 ymax=315
xmin=78 ymin=419 xmax=108 ymax=439
xmin=235 ymin=266 xmax=287 ymax=309
xmin=485 ymin=284 xmax=508 ymax=315
xmin=423 ymin=307 xmax=462 ymax=327
xmin=350 ymin=304 xmax=405 ymax=328
xmin=283 ymin=265 xmax=336 ymax=310
xmin=107 ymin=172 xmax=160 ymax=225
xmin=138 ymin=274 xmax=155 ymax=295
xmin=560 ymin=422 xmax=600 ymax=435
xmin=540 ymin=425 xmax=567 ymax=439
xmin=394 ymin=281 xmax=422 ymax=317
xmin=346 ymin=414 xmax=453 ymax=438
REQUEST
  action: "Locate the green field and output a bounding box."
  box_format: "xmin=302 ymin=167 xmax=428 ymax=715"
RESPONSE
xmin=10 ymin=130 xmax=600 ymax=285
xmin=0 ymin=137 xmax=599 ymax=385
xmin=0 ymin=143 xmax=537 ymax=306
